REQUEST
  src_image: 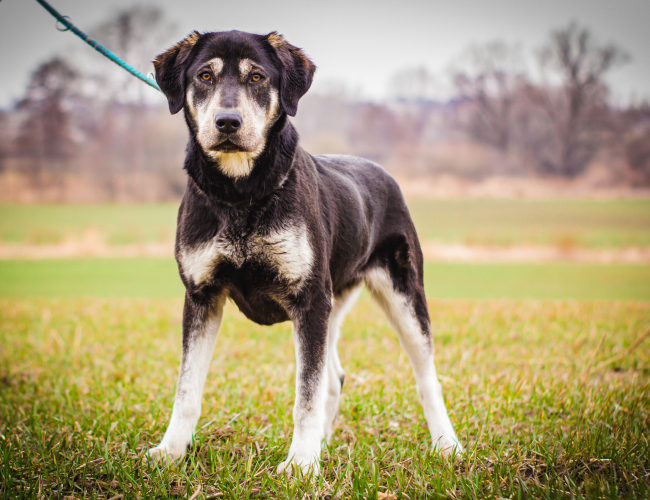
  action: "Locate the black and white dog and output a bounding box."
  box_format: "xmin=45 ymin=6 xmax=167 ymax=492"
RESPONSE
xmin=148 ymin=30 xmax=462 ymax=474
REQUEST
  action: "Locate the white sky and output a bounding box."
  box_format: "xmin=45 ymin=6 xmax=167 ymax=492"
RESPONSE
xmin=1 ymin=0 xmax=649 ymax=107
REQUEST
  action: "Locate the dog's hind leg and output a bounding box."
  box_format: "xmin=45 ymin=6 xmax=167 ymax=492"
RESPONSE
xmin=148 ymin=292 xmax=226 ymax=463
xmin=364 ymin=267 xmax=462 ymax=456
xmin=324 ymin=283 xmax=362 ymax=441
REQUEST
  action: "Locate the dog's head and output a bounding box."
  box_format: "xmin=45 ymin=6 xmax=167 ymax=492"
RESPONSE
xmin=154 ymin=31 xmax=316 ymax=178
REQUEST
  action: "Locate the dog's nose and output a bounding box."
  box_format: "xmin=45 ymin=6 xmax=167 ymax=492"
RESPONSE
xmin=215 ymin=111 xmax=242 ymax=134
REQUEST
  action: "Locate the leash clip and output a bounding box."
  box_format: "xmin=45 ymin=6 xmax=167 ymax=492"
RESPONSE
xmin=55 ymin=14 xmax=71 ymax=32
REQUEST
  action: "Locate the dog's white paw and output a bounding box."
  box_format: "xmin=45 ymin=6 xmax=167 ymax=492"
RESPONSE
xmin=146 ymin=443 xmax=187 ymax=464
xmin=276 ymin=452 xmax=320 ymax=477
xmin=433 ymin=436 xmax=463 ymax=458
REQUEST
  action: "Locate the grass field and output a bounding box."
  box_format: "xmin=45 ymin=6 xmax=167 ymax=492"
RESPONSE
xmin=0 ymin=204 xmax=177 ymax=246
xmin=1 ymin=198 xmax=650 ymax=248
xmin=1 ymin=297 xmax=649 ymax=498
xmin=407 ymin=198 xmax=650 ymax=248
xmin=1 ymin=200 xmax=649 ymax=498
xmin=409 ymin=199 xmax=650 ymax=248
xmin=1 ymin=259 xmax=650 ymax=300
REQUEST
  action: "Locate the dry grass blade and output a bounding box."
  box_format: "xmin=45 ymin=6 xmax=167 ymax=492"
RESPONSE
xmin=381 ymin=457 xmax=412 ymax=470
xmin=74 ymin=457 xmax=105 ymax=470
xmin=188 ymin=484 xmax=202 ymax=500
xmin=592 ymin=324 xmax=650 ymax=371
xmin=251 ymin=466 xmax=270 ymax=479
xmin=581 ymin=326 xmax=607 ymax=383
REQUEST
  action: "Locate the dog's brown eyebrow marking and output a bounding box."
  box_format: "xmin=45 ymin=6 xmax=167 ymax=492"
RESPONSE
xmin=238 ymin=59 xmax=257 ymax=79
xmin=238 ymin=59 xmax=266 ymax=80
xmin=203 ymin=57 xmax=224 ymax=76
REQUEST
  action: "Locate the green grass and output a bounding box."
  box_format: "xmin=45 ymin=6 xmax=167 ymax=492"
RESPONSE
xmin=2 ymin=198 xmax=649 ymax=248
xmin=0 ymin=204 xmax=178 ymax=245
xmin=0 ymin=259 xmax=183 ymax=298
xmin=1 ymin=297 xmax=648 ymax=498
xmin=1 ymin=259 xmax=649 ymax=300
xmin=407 ymin=198 xmax=650 ymax=248
xmin=423 ymin=262 xmax=650 ymax=300
xmin=1 ymin=200 xmax=649 ymax=497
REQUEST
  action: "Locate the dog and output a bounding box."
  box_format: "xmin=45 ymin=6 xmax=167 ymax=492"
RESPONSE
xmin=147 ymin=30 xmax=462 ymax=474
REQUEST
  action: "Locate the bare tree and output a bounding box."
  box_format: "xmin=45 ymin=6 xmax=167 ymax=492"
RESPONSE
xmin=83 ymin=7 xmax=176 ymax=194
xmin=14 ymin=57 xmax=78 ymax=184
xmin=0 ymin=111 xmax=10 ymax=173
xmin=526 ymin=23 xmax=629 ymax=177
xmin=389 ymin=66 xmax=440 ymax=102
xmin=89 ymin=6 xmax=175 ymax=104
xmin=0 ymin=5 xmax=201 ymax=201
xmin=452 ymin=41 xmax=527 ymax=152
xmin=349 ymin=103 xmax=402 ymax=161
xmin=623 ymin=104 xmax=650 ymax=185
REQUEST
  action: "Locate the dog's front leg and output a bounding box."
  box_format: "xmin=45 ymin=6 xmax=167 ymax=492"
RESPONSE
xmin=148 ymin=293 xmax=226 ymax=462
xmin=277 ymin=299 xmax=331 ymax=476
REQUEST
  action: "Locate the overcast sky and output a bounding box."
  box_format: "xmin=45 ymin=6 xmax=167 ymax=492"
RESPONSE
xmin=1 ymin=0 xmax=649 ymax=108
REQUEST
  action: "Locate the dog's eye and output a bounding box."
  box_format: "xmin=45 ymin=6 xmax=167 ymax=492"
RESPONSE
xmin=200 ymin=72 xmax=212 ymax=82
xmin=251 ymin=73 xmax=263 ymax=83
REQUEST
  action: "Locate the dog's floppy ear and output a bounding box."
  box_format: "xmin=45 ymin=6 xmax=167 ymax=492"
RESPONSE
xmin=265 ymin=32 xmax=316 ymax=117
xmin=154 ymin=31 xmax=201 ymax=114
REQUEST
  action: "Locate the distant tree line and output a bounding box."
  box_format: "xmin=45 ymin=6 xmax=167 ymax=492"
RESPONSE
xmin=0 ymin=7 xmax=186 ymax=202
xmin=297 ymin=23 xmax=650 ymax=185
xmin=1 ymin=15 xmax=649 ymax=202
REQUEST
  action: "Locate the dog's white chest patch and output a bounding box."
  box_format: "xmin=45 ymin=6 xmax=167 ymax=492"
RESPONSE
xmin=179 ymin=224 xmax=313 ymax=287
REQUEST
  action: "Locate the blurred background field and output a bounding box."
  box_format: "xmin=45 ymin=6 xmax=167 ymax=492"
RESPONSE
xmin=2 ymin=259 xmax=649 ymax=300
xmin=0 ymin=200 xmax=649 ymax=300
xmin=1 ymin=198 xmax=650 ymax=248
xmin=0 ymin=203 xmax=177 ymax=246
xmin=405 ymin=198 xmax=650 ymax=248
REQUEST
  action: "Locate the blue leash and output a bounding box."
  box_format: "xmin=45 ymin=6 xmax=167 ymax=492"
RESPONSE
xmin=34 ymin=0 xmax=162 ymax=92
